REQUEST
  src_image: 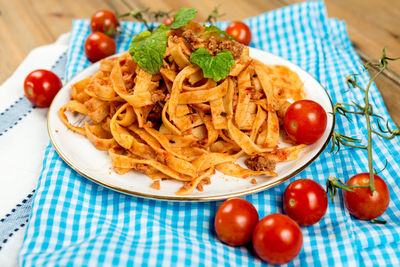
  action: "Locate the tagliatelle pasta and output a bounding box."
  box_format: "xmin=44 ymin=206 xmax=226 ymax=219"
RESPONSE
xmin=60 ymin=21 xmax=307 ymax=195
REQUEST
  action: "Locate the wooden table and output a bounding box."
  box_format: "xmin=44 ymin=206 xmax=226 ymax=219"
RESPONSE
xmin=1 ymin=0 xmax=399 ymax=124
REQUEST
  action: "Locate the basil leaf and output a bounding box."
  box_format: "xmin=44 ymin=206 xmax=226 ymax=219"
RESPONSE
xmin=190 ymin=48 xmax=235 ymax=82
xmin=129 ymin=24 xmax=168 ymax=75
xmin=204 ymin=25 xmax=235 ymax=40
xmin=167 ymin=8 xmax=197 ymax=29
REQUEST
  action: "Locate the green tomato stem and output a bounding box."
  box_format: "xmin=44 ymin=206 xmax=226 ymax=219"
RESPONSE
xmin=364 ymin=67 xmax=385 ymax=194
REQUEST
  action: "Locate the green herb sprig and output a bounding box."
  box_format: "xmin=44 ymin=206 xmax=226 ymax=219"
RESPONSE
xmin=119 ymin=8 xmax=156 ymax=32
xmin=204 ymin=25 xmax=234 ymax=40
xmin=120 ymin=6 xmax=222 ymax=32
xmin=327 ymin=48 xmax=400 ymax=199
xmin=167 ymin=8 xmax=197 ymax=29
xmin=205 ymin=6 xmax=225 ymax=24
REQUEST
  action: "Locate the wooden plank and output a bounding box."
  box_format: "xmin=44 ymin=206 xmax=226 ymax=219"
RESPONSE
xmin=368 ymin=68 xmax=400 ymax=126
xmin=325 ymin=0 xmax=400 ymax=79
xmin=323 ymin=0 xmax=400 ymax=125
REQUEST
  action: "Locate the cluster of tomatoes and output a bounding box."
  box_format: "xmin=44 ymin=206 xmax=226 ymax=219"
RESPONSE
xmin=23 ymin=10 xmax=119 ymax=108
xmin=215 ymin=175 xmax=390 ymax=264
xmin=214 ymin=178 xmax=327 ymax=265
xmin=84 ymin=10 xmax=119 ymax=62
xmin=214 ymin=174 xmax=390 ymax=265
xmin=283 ymin=100 xmax=390 ymax=220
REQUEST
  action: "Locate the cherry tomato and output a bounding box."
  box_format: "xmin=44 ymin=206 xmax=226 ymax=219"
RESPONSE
xmin=283 ymin=179 xmax=328 ymax=226
xmin=163 ymin=16 xmax=174 ymax=26
xmin=24 ymin=69 xmax=62 ymax=107
xmin=253 ymin=214 xmax=303 ymax=265
xmin=214 ymin=198 xmax=259 ymax=246
xmin=90 ymin=10 xmax=119 ymax=37
xmin=84 ymin=32 xmax=116 ymax=62
xmin=284 ymin=99 xmax=327 ymax=144
xmin=225 ymin=21 xmax=252 ymax=45
xmin=343 ymin=173 xmax=390 ymax=220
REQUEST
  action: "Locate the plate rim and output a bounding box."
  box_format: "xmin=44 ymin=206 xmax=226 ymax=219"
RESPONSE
xmin=47 ymin=48 xmax=335 ymax=202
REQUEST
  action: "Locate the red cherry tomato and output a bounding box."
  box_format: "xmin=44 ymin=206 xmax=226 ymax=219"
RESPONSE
xmin=284 ymin=99 xmax=327 ymax=144
xmin=84 ymin=32 xmax=116 ymax=62
xmin=90 ymin=10 xmax=119 ymax=37
xmin=253 ymin=214 xmax=303 ymax=265
xmin=283 ymin=179 xmax=328 ymax=226
xmin=225 ymin=21 xmax=252 ymax=45
xmin=343 ymin=173 xmax=390 ymax=220
xmin=24 ymin=69 xmax=62 ymax=107
xmin=163 ymin=16 xmax=174 ymax=26
xmin=214 ymin=198 xmax=259 ymax=246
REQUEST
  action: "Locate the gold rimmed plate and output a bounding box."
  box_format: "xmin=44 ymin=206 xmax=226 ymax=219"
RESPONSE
xmin=47 ymin=48 xmax=334 ymax=201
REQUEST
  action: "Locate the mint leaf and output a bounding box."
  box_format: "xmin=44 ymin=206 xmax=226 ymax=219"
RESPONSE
xmin=190 ymin=48 xmax=235 ymax=82
xmin=167 ymin=8 xmax=197 ymax=29
xmin=204 ymin=25 xmax=235 ymax=40
xmin=129 ymin=24 xmax=168 ymax=75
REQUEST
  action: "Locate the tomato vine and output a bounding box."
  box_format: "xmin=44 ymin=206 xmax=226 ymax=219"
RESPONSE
xmin=327 ymin=48 xmax=400 ymax=198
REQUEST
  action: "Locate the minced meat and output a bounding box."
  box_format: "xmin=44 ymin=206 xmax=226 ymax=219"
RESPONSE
xmin=181 ymin=30 xmax=244 ymax=59
xmin=220 ymin=40 xmax=244 ymax=59
xmin=245 ymin=154 xmax=277 ymax=171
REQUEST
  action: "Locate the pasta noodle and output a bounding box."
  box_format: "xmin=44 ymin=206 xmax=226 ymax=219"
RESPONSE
xmin=60 ymin=21 xmax=306 ymax=195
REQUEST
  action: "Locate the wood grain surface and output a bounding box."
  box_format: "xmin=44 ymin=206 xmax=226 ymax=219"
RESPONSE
xmin=0 ymin=0 xmax=399 ymax=124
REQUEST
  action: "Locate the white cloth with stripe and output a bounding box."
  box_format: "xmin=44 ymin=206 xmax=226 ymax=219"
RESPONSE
xmin=0 ymin=33 xmax=69 ymax=267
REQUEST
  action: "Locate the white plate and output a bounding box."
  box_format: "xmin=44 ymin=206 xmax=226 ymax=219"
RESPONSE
xmin=47 ymin=48 xmax=334 ymax=201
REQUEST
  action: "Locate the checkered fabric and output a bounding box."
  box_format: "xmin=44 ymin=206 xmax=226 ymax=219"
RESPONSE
xmin=18 ymin=1 xmax=400 ymax=266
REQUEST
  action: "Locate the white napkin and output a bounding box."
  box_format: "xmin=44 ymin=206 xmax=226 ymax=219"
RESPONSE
xmin=0 ymin=33 xmax=70 ymax=267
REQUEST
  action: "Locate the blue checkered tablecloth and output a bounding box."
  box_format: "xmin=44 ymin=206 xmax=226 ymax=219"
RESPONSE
xmin=18 ymin=1 xmax=400 ymax=266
